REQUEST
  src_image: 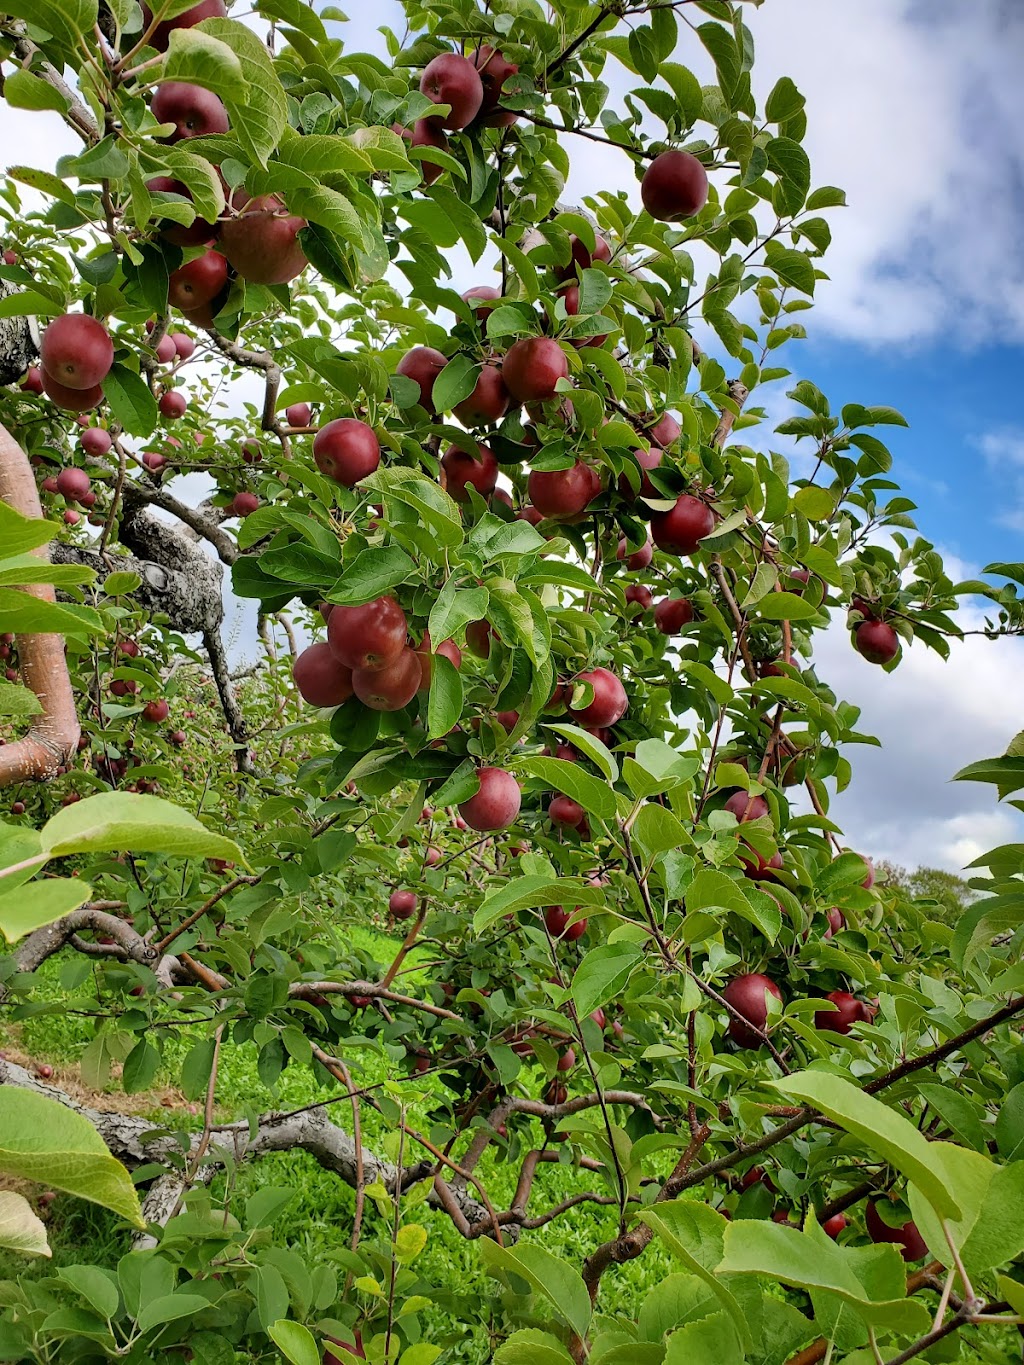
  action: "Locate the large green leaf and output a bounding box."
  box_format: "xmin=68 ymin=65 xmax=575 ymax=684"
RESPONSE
xmin=0 ymin=1192 xmax=50 ymax=1257
xmin=773 ymin=1071 xmax=961 ymax=1218
xmin=908 ymin=1144 xmax=1024 ymax=1278
xmin=0 ymin=589 xmax=102 ymax=638
xmin=519 ymin=756 xmax=617 ymax=820
xmin=473 ymin=876 xmax=606 ymax=934
xmin=639 ymin=1203 xmax=751 ymax=1349
xmin=38 ymin=792 xmax=244 ymax=863
xmin=199 ymin=18 xmax=287 ymax=166
xmin=571 ymin=943 xmax=644 ymax=1018
xmin=0 ymin=502 xmax=56 ymax=558
xmin=479 ymin=1242 xmax=591 ymax=1339
xmin=0 ymin=0 xmax=98 ymax=55
xmin=0 ymin=878 xmax=93 ymax=942
xmin=0 ymin=1089 xmax=144 ymax=1228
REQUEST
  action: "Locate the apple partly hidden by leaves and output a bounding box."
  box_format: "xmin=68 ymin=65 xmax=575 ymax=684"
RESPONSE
xmin=419 ymin=52 xmax=484 ymax=130
xmin=651 ymin=494 xmax=715 ymax=555
xmin=151 ymin=81 xmax=229 ymax=142
xmin=442 ymin=443 xmax=499 ymax=501
xmin=396 ymin=346 xmax=448 ymax=413
xmin=654 ymin=597 xmax=694 ymax=634
xmin=219 ymin=195 xmax=308 ymax=285
xmin=722 ymin=973 xmax=783 ymax=1048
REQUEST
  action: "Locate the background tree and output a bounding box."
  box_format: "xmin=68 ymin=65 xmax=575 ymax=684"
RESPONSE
xmin=1 ymin=2 xmax=1024 ymax=1363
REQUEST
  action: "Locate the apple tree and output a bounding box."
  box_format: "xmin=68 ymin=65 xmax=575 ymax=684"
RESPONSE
xmin=2 ymin=0 xmax=1024 ymax=1362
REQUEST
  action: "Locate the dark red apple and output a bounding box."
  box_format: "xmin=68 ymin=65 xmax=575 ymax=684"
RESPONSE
xmin=453 ymin=365 xmax=510 ymax=425
xmin=616 ymin=535 xmax=653 ymax=570
xmin=81 ymin=427 xmax=111 ymax=457
xmin=654 ymin=597 xmax=694 ymax=634
xmin=624 ymin=584 xmax=653 ymax=611
xmin=40 ymin=313 xmax=113 ymax=390
xmin=142 ymin=0 xmax=227 ymax=52
xmin=219 ymin=195 xmax=307 ymax=285
xmin=465 ymin=619 xmax=493 ymax=659
xmin=528 ymin=460 xmax=599 ymax=519
xmin=168 ymin=250 xmax=228 ymax=311
xmin=854 ymin=620 xmax=899 ymax=665
xmin=724 ymin=791 xmax=769 ymax=823
xmin=419 ymin=53 xmax=484 ymax=129
xmin=352 ymin=647 xmax=421 ymax=711
xmin=545 ymin=904 xmax=586 ymax=942
xmin=441 ymin=443 xmax=498 ymax=501
xmin=458 ymin=767 xmax=521 ymax=831
xmin=230 ymin=491 xmax=259 ymax=518
xmin=396 ymin=346 xmax=448 ymax=413
xmin=313 ymin=418 xmax=380 ymax=486
xmin=865 ymin=1201 xmax=928 ymax=1262
xmin=502 ymin=337 xmax=569 ymax=404
xmin=549 ymin=795 xmax=584 ymax=827
xmin=151 ymin=81 xmax=229 ymax=142
xmin=285 ymin=402 xmax=311 ymax=427
xmin=740 ymin=848 xmax=784 ymax=881
xmin=618 ymin=445 xmax=663 ymax=502
xmin=293 ymin=643 xmax=354 ymax=707
xmin=651 ymin=494 xmax=714 ymax=555
xmin=815 ymin=991 xmax=870 ymax=1035
xmin=56 ymin=467 xmax=91 ymax=502
xmin=722 ymin=973 xmax=783 ymax=1048
xmin=328 ymin=596 xmax=408 ymax=672
xmin=159 ymin=390 xmax=186 ymax=419
xmin=641 ymin=150 xmax=709 ymax=221
xmin=146 ymin=176 xmax=218 ymax=248
xmin=143 ymin=699 xmax=170 ymax=723
xmin=470 ymin=45 xmax=518 ymax=126
xmin=567 ymin=667 xmax=627 ymax=728
xmin=555 ymin=232 xmax=613 ymax=281
xmin=822 ymin=1213 xmax=847 ymax=1240
xmin=42 ymin=371 xmax=103 ymax=412
xmin=389 ymin=890 xmax=418 ymax=920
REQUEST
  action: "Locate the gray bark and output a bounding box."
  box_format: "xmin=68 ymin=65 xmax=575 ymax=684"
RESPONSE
xmin=0 ymin=282 xmax=37 ymax=388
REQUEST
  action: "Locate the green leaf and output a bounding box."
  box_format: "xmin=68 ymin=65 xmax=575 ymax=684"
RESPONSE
xmin=755 ymin=591 xmax=820 ymax=622
xmin=793 ymin=485 xmax=835 ymax=520
xmin=908 ymin=1144 xmax=1024 ymax=1279
xmin=58 ymin=1265 xmax=119 ymax=1320
xmin=3 ymin=69 xmax=70 ymax=112
xmin=697 ymin=22 xmax=740 ymax=99
xmin=199 ymin=17 xmax=287 ymax=166
xmin=772 ymin=1071 xmax=961 ymax=1218
xmin=473 ymin=876 xmax=606 ymax=934
xmin=428 ymin=581 xmax=488 ymax=645
xmin=102 ymin=364 xmax=158 ymax=439
xmin=287 ymin=183 xmax=366 ymax=249
xmin=953 ymin=755 xmax=1024 ymax=794
xmin=38 ymin=792 xmax=244 ymax=863
xmin=0 ymin=1088 xmax=144 ymax=1228
xmin=428 ymin=652 xmax=463 ymax=741
xmin=639 ymin=1203 xmax=750 ymax=1348
xmin=122 ymin=1039 xmax=161 ymax=1094
xmin=431 ymin=354 xmax=479 ymax=414
xmin=136 ymin=1293 xmax=211 ymax=1333
xmin=479 ymin=1242 xmax=591 ymax=1339
xmin=519 ymin=757 xmax=617 ymax=820
xmin=0 ymin=588 xmax=102 ymax=638
xmin=0 ymin=0 xmax=98 ymax=55
xmin=326 ymin=547 xmax=416 ymax=605
xmin=571 ymin=943 xmax=644 ymax=1018
xmin=0 ymin=1191 xmax=49 ymax=1257
xmin=493 ymin=1330 xmax=575 ymax=1365
xmin=541 ymin=724 xmax=618 ymax=781
xmin=686 ymin=868 xmax=780 ymax=942
xmin=0 ymin=502 xmax=56 ymax=556
xmin=361 ymin=467 xmax=463 ymax=551
xmin=0 ymin=678 xmax=42 ymax=718
xmin=0 ymin=878 xmax=93 ymax=942
xmin=664 ymin=1312 xmax=743 ymax=1365
xmin=163 ymin=26 xmax=246 ymax=101
xmin=765 ymin=76 xmax=805 ymax=124
xmin=267 ymin=1320 xmax=320 ymax=1365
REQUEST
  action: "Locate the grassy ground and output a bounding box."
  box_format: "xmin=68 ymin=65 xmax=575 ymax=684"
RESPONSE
xmin=0 ymin=921 xmax=675 ymax=1359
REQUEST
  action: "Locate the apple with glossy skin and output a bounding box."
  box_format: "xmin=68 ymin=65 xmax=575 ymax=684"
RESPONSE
xmin=142 ymin=0 xmax=226 ymax=51
xmin=313 ymin=418 xmax=380 ymax=486
xmin=230 ymin=491 xmax=259 ymax=518
xmin=409 ymin=118 xmax=449 ymax=185
xmin=220 ymin=195 xmax=307 ymax=284
xmin=654 ymin=597 xmax=694 ymax=634
xmin=502 ymin=337 xmax=569 ymax=404
xmin=389 ymin=890 xmax=418 ymax=920
xmin=855 ymin=620 xmax=899 ymax=665
xmin=143 ymin=699 xmax=170 ymax=723
xmin=142 ymin=451 xmax=166 ymax=474
xmin=43 ymin=371 xmax=103 ymax=412
xmin=419 ymin=52 xmax=484 ymax=129
xmin=545 ymin=904 xmax=586 ymax=942
xmin=645 ymin=411 xmax=682 ymax=448
xmin=396 ymin=346 xmax=448 ymax=413
xmin=652 ymin=494 xmax=715 ymax=555
xmin=352 ymin=647 xmax=421 ymax=711
xmin=822 ymin=1213 xmax=847 ymax=1240
xmin=154 ymin=334 xmax=176 ymax=364
xmin=549 ymin=795 xmax=584 ymax=828
xmin=458 ymin=767 xmax=521 ymax=831
xmin=722 ymin=973 xmax=783 ymax=1048
xmin=528 ymin=460 xmax=599 ymax=519
xmin=453 ymin=365 xmax=510 ymax=425
xmin=624 ymin=584 xmax=653 ymax=612
xmin=285 ymin=402 xmax=311 ymax=427
xmin=470 ymin=45 xmax=518 ymax=126
xmin=442 ymin=443 xmax=498 ymax=501
xmin=616 ymin=535 xmax=653 ymax=569
xmin=865 ymin=1201 xmax=928 ymax=1262
xmin=151 ymin=81 xmax=230 ymax=142
xmin=293 ymin=643 xmax=354 ymax=707
xmin=641 ymin=150 xmax=709 ymax=221
xmin=56 ymin=467 xmax=91 ymax=502
xmin=328 ymin=595 xmax=408 ymax=672
xmin=462 ymin=284 xmax=501 ymax=320
xmin=567 ymin=667 xmax=627 ymax=728
xmin=40 ymin=314 xmax=113 ymax=390
xmin=159 ymin=390 xmax=186 ymax=419
xmin=724 ymin=791 xmax=769 ymax=823
xmin=555 ymin=232 xmax=613 ymax=281
xmin=81 ymin=427 xmax=111 ymax=457
xmin=169 ymin=250 xmax=229 ymax=311
xmin=814 ymin=990 xmax=868 ymax=1035
xmin=172 ymin=333 xmax=195 ymax=360
xmin=20 ymin=367 xmax=44 ymax=395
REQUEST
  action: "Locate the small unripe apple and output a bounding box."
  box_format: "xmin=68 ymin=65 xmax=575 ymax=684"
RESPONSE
xmin=293 ymin=642 xmax=354 ymax=707
xmin=143 ymin=699 xmax=170 ymax=723
xmin=328 ymin=595 xmax=408 ymax=672
xmin=81 ymin=427 xmax=111 ymax=457
xmin=854 ymin=620 xmax=899 ymax=665
xmin=458 ymin=767 xmax=521 ymax=831
xmin=159 ymin=389 xmax=186 ymax=419
xmin=545 ymin=904 xmax=587 ymax=942
xmin=722 ymin=973 xmax=782 ymax=1048
xmin=314 ymin=417 xmax=380 ymax=486
xmin=419 ymin=52 xmax=484 ymax=129
xmin=40 ymin=313 xmax=113 ymax=390
xmin=641 ymin=150 xmax=709 ymax=222
xmin=651 ymin=494 xmax=715 ymax=555
xmin=389 ymin=889 xmax=418 ymax=920
xmin=654 ymin=597 xmax=694 ymax=634
xmin=396 ymin=346 xmax=448 ymax=413
xmin=502 ymin=337 xmax=569 ymax=404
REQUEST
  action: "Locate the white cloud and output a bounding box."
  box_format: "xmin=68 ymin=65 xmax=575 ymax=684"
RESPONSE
xmin=976 ymin=427 xmax=1024 ymax=531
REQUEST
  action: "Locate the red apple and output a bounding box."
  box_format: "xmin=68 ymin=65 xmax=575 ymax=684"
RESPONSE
xmin=815 ymin=990 xmax=871 ymax=1035
xmin=154 ymin=334 xmax=176 ymax=364
xmin=616 ymin=535 xmax=653 ymax=570
xmin=470 ymin=45 xmax=518 ymax=126
xmin=20 ymin=366 xmax=44 ymax=394
xmin=724 ymin=791 xmax=769 ymax=823
xmin=555 ymin=232 xmax=613 ymax=281
xmin=722 ymin=973 xmax=783 ymax=1048
xmin=43 ymin=371 xmax=103 ymax=412
xmin=81 ymin=427 xmax=111 ymax=457
xmin=389 ymin=889 xmax=418 ymax=920
xmin=645 ymin=412 xmax=682 ymax=448
xmin=219 ymin=195 xmax=307 ymax=285
xmin=146 ymin=176 xmax=218 ymax=248
xmin=168 ymin=250 xmax=229 ymax=311
xmin=327 ymin=595 xmax=408 ymax=671
xmin=142 ymin=451 xmax=166 ymax=473
xmin=293 ymin=643 xmax=354 ymax=707
xmin=567 ymin=667 xmax=627 ymax=728
xmin=654 ymin=597 xmax=694 ymax=634
xmin=528 ymin=460 xmax=599 ymax=519
xmin=624 ymin=584 xmax=653 ymax=612
xmin=415 ymin=632 xmax=462 ymax=690
xmin=159 ymin=390 xmax=186 ymax=419
xmin=441 ymin=443 xmax=498 ymax=501
xmin=63 ymin=509 xmax=80 ymax=526
xmin=641 ymin=150 xmax=709 ymax=221
xmin=143 ymin=699 xmax=170 ymax=723
xmin=865 ymin=1201 xmax=928 ymax=1262
xmin=618 ymin=445 xmax=664 ymax=501
xmin=151 ymin=81 xmax=229 ymax=142
xmin=854 ymin=620 xmax=899 ymax=665
xmin=230 ymin=491 xmax=259 ymax=518
xmin=142 ymin=0 xmax=227 ymax=52
xmin=822 ymin=1213 xmax=847 ymax=1240
xmin=313 ymin=418 xmax=380 ymax=486
xmin=502 ymin=337 xmax=569 ymax=404
xmin=549 ymin=795 xmax=584 ymax=827
xmin=172 ymin=333 xmax=195 ymax=360
xmin=462 ymin=284 xmax=501 ymax=319
xmin=352 ymin=647 xmax=421 ymax=711
xmin=409 ymin=118 xmax=449 ymax=185
xmin=651 ymin=494 xmax=715 ymax=555
xmin=458 ymin=767 xmax=521 ymax=831
xmin=453 ymin=365 xmax=510 ymax=425
xmin=740 ymin=848 xmax=784 ymax=881
xmin=545 ymin=904 xmax=586 ymax=942
xmin=420 ymin=52 xmax=484 ymax=129
xmin=285 ymin=402 xmax=311 ymax=427
xmin=56 ymin=467 xmax=91 ymax=502
xmin=824 ymin=908 xmax=846 ymax=938
xmin=40 ymin=313 xmax=113 ymax=390
xmin=396 ymin=346 xmax=448 ymax=413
